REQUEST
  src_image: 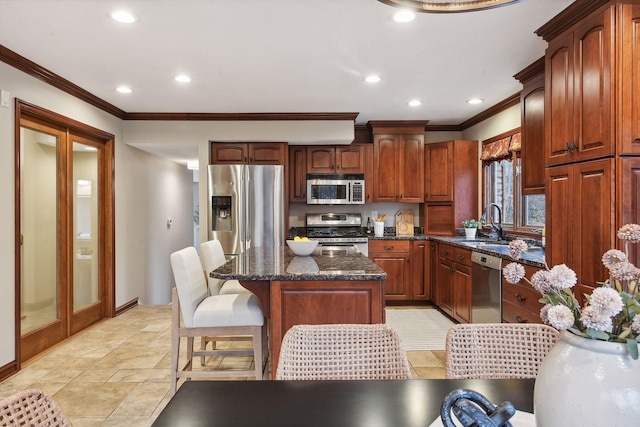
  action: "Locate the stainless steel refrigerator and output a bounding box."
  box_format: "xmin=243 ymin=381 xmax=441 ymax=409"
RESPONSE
xmin=208 ymin=164 xmax=285 ymax=255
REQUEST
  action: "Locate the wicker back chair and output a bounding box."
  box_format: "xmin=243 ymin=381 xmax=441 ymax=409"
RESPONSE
xmin=445 ymin=323 xmax=560 ymax=379
xmin=0 ymin=389 xmax=72 ymax=427
xmin=275 ymin=324 xmax=411 ymax=380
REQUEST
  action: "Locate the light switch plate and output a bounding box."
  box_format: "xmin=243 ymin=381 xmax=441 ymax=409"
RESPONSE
xmin=0 ymin=90 xmax=9 ymax=108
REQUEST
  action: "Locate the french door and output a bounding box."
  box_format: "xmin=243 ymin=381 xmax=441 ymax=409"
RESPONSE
xmin=16 ymin=101 xmax=114 ymax=363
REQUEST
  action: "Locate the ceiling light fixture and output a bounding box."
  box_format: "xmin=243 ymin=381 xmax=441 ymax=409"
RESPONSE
xmin=466 ymin=98 xmax=483 ymax=105
xmin=116 ymin=86 xmax=132 ymax=94
xmin=379 ymin=0 xmax=521 ymax=14
xmin=365 ymin=75 xmax=381 ymax=83
xmin=175 ymin=74 xmax=192 ymax=83
xmin=393 ymin=10 xmax=416 ymax=22
xmin=408 ymin=99 xmax=422 ymax=107
xmin=111 ymin=10 xmax=138 ymax=23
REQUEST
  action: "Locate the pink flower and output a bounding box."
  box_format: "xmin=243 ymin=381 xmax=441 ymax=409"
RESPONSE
xmin=589 ymin=287 xmax=623 ymax=317
xmin=548 ymin=264 xmax=577 ymax=290
xmin=503 ymin=262 xmax=525 ymax=284
xmin=508 ymin=240 xmax=529 ymax=259
xmin=581 ymin=306 xmax=613 ymax=332
xmin=531 ymin=270 xmax=554 ymax=294
xmin=609 ymin=261 xmax=639 ymax=282
xmin=547 ymin=305 xmax=575 ymax=330
xmin=617 ymin=223 xmax=640 ymax=243
xmin=632 ymin=315 xmax=640 ymax=334
xmin=602 ymin=249 xmax=627 ymax=268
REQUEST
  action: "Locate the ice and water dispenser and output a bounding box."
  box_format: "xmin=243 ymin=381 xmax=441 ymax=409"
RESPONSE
xmin=211 ymin=196 xmax=232 ymax=231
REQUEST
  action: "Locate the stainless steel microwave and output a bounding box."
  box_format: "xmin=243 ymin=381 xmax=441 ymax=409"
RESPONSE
xmin=306 ymin=174 xmax=365 ymax=205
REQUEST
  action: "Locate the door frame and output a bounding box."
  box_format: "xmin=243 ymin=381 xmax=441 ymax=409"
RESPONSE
xmin=14 ymin=99 xmax=115 ymax=367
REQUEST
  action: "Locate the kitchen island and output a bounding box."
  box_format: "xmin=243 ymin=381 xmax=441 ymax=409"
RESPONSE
xmin=211 ymin=247 xmax=387 ymax=377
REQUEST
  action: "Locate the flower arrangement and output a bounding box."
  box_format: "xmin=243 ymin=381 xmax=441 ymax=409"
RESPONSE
xmin=503 ymin=224 xmax=640 ymax=359
xmin=461 ymin=219 xmax=480 ymax=228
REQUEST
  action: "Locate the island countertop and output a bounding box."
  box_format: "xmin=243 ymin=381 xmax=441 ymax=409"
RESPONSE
xmin=210 ymin=246 xmax=387 ymax=281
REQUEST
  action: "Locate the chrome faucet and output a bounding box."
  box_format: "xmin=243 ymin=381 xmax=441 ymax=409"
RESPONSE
xmin=482 ymin=203 xmax=503 ymax=241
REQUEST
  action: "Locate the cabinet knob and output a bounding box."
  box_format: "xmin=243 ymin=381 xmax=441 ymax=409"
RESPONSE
xmin=515 ymin=316 xmax=528 ymax=323
xmin=450 ymin=267 xmax=454 ymax=273
xmin=443 ymin=250 xmax=449 ymax=255
xmin=515 ymin=293 xmax=526 ymax=302
xmin=570 ymin=141 xmax=577 ymax=151
xmin=384 ymin=245 xmax=394 ymax=251
xmin=564 ymin=142 xmax=571 ymax=153
xmin=459 ymin=255 xmax=465 ymax=261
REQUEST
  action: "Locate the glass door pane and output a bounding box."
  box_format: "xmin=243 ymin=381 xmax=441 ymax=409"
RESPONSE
xmin=72 ymin=142 xmax=98 ymax=311
xmin=20 ymin=128 xmax=59 ymax=334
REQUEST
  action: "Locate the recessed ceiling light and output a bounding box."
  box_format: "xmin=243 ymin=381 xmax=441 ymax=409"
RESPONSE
xmin=111 ymin=10 xmax=138 ymax=24
xmin=467 ymin=98 xmax=484 ymax=105
xmin=408 ymin=99 xmax=422 ymax=107
xmin=175 ymin=74 xmax=192 ymax=83
xmin=365 ymin=75 xmax=381 ymax=83
xmin=393 ymin=10 xmax=416 ymax=23
xmin=116 ymin=86 xmax=132 ymax=94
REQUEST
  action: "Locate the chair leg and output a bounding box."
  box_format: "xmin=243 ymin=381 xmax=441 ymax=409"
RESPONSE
xmin=200 ymin=337 xmax=207 ymax=366
xmin=253 ymin=326 xmax=263 ymax=380
xmin=170 ymin=289 xmax=180 ymax=396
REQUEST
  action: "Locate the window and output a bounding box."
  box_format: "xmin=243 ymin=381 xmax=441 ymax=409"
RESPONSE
xmin=482 ymin=129 xmax=544 ymax=235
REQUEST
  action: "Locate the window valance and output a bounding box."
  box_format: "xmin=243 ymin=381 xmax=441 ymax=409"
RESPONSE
xmin=481 ymin=132 xmax=521 ymax=166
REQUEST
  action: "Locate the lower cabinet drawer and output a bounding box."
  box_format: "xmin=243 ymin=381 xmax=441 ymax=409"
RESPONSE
xmin=502 ymin=300 xmax=542 ymax=324
xmin=502 ymin=280 xmax=543 ymax=313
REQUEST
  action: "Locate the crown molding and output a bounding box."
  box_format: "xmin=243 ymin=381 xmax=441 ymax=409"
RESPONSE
xmin=514 ymin=57 xmax=545 ymax=84
xmin=0 ymin=44 xmax=126 ymax=119
xmin=123 ymin=112 xmax=359 ymax=121
xmin=459 ymin=93 xmax=521 ymax=130
xmin=425 ymin=124 xmax=463 ymax=132
xmin=535 ymin=0 xmax=611 ymax=42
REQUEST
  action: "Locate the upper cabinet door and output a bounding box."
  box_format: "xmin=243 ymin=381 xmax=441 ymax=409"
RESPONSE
xmin=398 ymin=135 xmax=424 ymax=202
xmin=546 ymin=32 xmax=574 ymax=166
xmin=572 ymin=9 xmax=614 ymax=162
xmin=521 ymin=74 xmax=546 ymax=194
xmin=307 ymin=146 xmax=336 ymax=173
xmin=373 ymin=135 xmax=400 ymax=202
xmin=425 ymin=141 xmax=453 ymax=202
xmin=335 ymin=145 xmax=365 ymax=173
xmin=288 ymin=146 xmax=307 ymax=202
xmin=619 ymin=3 xmax=640 ymax=155
xmin=248 ymin=143 xmax=286 ymax=164
xmin=211 ymin=143 xmax=248 ymax=164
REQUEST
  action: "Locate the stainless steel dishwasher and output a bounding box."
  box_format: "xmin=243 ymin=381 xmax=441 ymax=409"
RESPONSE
xmin=471 ymin=251 xmax=502 ymax=323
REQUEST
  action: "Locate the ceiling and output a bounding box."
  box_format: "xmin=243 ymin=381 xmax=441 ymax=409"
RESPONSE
xmin=0 ymin=0 xmax=573 ymax=160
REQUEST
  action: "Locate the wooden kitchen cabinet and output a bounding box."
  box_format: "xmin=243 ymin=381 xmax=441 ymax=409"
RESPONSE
xmin=546 ymin=158 xmax=615 ymax=290
xmin=421 ymin=140 xmax=478 ymax=235
xmin=211 ymin=142 xmax=287 ymax=165
xmin=410 ymin=240 xmax=431 ymax=301
xmin=288 ymin=146 xmax=307 ymax=202
xmin=369 ymin=121 xmax=427 ymax=203
xmin=515 ymin=58 xmax=546 ymax=194
xmin=307 ymin=145 xmax=365 ymax=174
xmin=619 ymin=3 xmax=640 ymax=155
xmin=502 ymin=262 xmax=544 ymax=324
xmin=436 ymin=243 xmax=472 ymax=323
xmin=368 ymin=240 xmax=411 ymax=300
xmin=621 ymin=157 xmax=640 ymax=267
xmin=544 ymin=6 xmax=614 ymax=166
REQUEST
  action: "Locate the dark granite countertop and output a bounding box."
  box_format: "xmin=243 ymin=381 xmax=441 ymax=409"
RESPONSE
xmin=210 ymin=246 xmax=387 ymax=281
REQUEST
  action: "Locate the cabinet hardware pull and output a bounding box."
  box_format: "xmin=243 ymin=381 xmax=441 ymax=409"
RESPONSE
xmin=459 ymin=256 xmax=465 ymax=261
xmin=450 ymin=267 xmax=454 ymax=273
xmin=515 ymin=294 xmax=526 ymax=302
xmin=564 ymin=142 xmax=571 ymax=153
xmin=443 ymin=250 xmax=449 ymax=255
xmin=570 ymin=141 xmax=577 ymax=151
xmin=515 ymin=316 xmax=527 ymax=323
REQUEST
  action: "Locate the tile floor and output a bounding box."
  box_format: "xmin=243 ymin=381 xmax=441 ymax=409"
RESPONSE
xmin=0 ymin=305 xmax=447 ymax=426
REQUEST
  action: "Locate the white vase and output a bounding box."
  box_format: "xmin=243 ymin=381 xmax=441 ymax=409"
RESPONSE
xmin=464 ymin=227 xmax=477 ymax=239
xmin=534 ymin=331 xmax=640 ymax=426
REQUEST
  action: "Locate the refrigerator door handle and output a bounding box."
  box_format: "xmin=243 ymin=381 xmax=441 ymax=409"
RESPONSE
xmin=245 ymin=166 xmax=252 ymax=247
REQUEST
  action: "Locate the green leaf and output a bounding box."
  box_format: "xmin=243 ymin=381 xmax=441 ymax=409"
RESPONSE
xmin=586 ymin=328 xmax=610 ymax=340
xmin=627 ymin=338 xmax=639 ymax=360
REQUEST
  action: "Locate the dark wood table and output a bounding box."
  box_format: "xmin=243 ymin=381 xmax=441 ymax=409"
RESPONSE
xmin=152 ymin=379 xmax=535 ymax=426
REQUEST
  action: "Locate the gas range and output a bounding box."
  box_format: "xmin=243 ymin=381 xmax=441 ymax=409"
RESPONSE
xmin=305 ymin=213 xmax=369 ymax=255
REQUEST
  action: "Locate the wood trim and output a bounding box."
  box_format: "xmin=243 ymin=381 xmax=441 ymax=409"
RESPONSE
xmin=459 ymin=93 xmax=521 ymax=130
xmin=0 ymin=360 xmax=18 ymax=383
xmin=368 ymin=120 xmax=429 ymax=130
xmin=425 ymin=124 xmax=464 ymax=132
xmin=13 ymin=99 xmax=21 ymax=369
xmin=123 ymin=112 xmax=359 ymax=121
xmin=513 ymin=57 xmax=545 ymax=84
xmin=0 ymin=45 xmax=126 ymax=119
xmin=482 ymin=127 xmax=522 ymax=144
xmin=535 ymin=0 xmax=611 ymax=42
xmin=115 ymin=298 xmax=139 ymax=316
